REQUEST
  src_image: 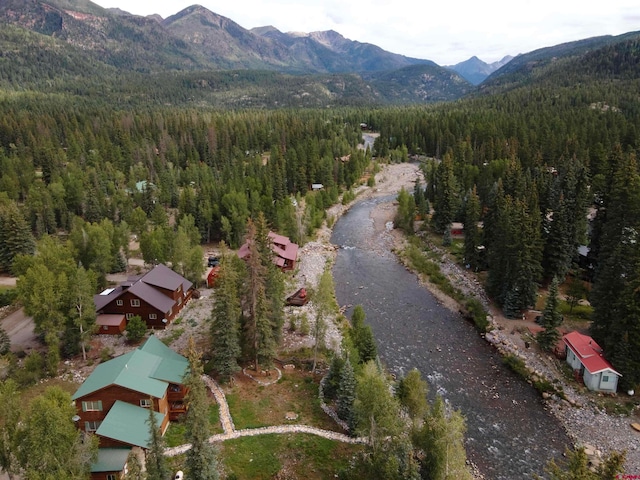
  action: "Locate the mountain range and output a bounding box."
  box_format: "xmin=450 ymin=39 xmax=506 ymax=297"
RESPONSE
xmin=0 ymin=0 xmax=638 ymax=107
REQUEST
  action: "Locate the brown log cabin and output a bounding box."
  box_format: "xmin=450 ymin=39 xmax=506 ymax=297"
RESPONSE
xmin=94 ymin=264 xmax=193 ymax=329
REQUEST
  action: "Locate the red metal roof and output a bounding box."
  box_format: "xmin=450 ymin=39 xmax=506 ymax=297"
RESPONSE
xmin=238 ymin=231 xmax=298 ymax=265
xmin=96 ymin=314 xmax=126 ymax=327
xmin=563 ymin=331 xmax=621 ymax=376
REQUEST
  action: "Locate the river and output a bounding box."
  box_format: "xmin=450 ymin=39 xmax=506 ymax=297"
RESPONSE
xmin=331 ymin=195 xmax=570 ymax=479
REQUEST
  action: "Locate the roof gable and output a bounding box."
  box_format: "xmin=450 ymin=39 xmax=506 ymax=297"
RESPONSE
xmin=91 ymin=448 xmax=131 ymax=473
xmin=94 ymin=264 xmax=192 ymax=314
xmin=563 ymin=331 xmax=621 ymax=376
xmin=238 ymin=231 xmax=299 ymax=265
xmin=72 ymin=336 xmax=188 ymax=400
xmin=96 ymin=401 xmax=165 ymax=448
xmin=127 ymin=281 xmax=175 ymax=313
xmin=141 ymin=263 xmax=193 ymax=293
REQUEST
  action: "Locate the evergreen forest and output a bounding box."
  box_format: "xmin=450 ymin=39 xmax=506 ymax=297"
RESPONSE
xmin=0 ymin=12 xmax=640 ymax=479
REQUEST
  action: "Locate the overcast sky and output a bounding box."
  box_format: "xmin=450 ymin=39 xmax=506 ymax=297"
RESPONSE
xmin=97 ymin=0 xmax=639 ymax=65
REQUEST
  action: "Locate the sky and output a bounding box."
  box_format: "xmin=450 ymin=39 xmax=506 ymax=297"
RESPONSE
xmin=97 ymin=0 xmax=640 ymax=65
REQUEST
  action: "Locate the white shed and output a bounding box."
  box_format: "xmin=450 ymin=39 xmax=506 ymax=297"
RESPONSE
xmin=563 ymin=331 xmax=621 ymax=392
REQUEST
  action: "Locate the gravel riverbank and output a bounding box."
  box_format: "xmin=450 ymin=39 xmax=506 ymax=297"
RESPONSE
xmin=364 ymin=164 xmax=640 ymax=475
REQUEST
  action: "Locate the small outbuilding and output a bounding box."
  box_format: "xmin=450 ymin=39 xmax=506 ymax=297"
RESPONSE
xmin=95 ymin=314 xmax=126 ymax=335
xmin=563 ymin=331 xmax=621 ymax=392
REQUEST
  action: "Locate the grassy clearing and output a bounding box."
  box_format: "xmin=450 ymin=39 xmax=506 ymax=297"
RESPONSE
xmin=225 ymin=368 xmax=338 ymax=432
xmin=221 ymin=433 xmax=364 ymax=480
xmin=165 ymin=400 xmax=223 ymax=447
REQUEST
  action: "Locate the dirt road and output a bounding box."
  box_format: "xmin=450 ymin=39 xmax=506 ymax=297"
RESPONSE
xmin=0 ymin=307 xmax=38 ymax=353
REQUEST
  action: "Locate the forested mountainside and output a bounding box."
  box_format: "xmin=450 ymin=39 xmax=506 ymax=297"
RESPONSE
xmin=2 ymin=1 xmax=639 ymax=106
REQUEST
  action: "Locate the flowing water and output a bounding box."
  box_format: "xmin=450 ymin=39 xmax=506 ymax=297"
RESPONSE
xmin=331 ymin=195 xmax=570 ymax=479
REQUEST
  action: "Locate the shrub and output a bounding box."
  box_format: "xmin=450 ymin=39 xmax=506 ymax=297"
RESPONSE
xmin=126 ymin=315 xmax=147 ymax=343
xmin=0 ymin=288 xmax=18 ymax=307
xmin=502 ymin=354 xmax=528 ymax=379
xmin=465 ymin=298 xmax=490 ymax=332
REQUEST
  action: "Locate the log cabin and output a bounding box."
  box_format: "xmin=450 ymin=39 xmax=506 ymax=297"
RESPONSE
xmin=72 ymin=335 xmax=190 ymax=478
xmin=94 ymin=264 xmax=193 ymax=329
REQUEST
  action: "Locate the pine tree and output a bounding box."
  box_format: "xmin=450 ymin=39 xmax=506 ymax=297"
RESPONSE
xmin=184 ymin=338 xmax=220 ymax=480
xmin=254 ymin=283 xmax=276 ymax=371
xmin=463 ymin=187 xmax=482 ymax=271
xmin=336 ymin=358 xmax=357 ymax=432
xmin=123 ymin=451 xmax=144 ymax=480
xmin=542 ymin=192 xmax=572 ymax=281
xmin=413 ymin=177 xmax=429 ymax=219
xmin=590 ymin=150 xmax=640 ymax=387
xmin=323 ymin=355 xmax=345 ymax=401
xmin=349 ymin=305 xmax=378 ymax=364
xmin=144 ymin=405 xmax=170 ymax=480
xmin=209 ymin=256 xmax=241 ymax=381
xmin=242 ymin=218 xmax=277 ymax=372
xmin=537 ymin=277 xmax=563 ymax=351
xmin=0 ymin=202 xmax=35 ymax=273
xmin=431 ymin=153 xmax=460 ymax=234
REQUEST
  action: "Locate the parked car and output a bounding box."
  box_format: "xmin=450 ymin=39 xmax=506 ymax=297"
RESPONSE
xmin=207 ymin=256 xmax=220 ymax=267
xmin=174 ymin=471 xmax=184 ymax=480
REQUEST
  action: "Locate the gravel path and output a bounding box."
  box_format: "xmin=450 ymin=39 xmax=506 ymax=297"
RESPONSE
xmin=165 ymin=374 xmax=366 ymax=457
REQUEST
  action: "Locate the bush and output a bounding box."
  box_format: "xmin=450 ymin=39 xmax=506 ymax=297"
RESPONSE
xmin=0 ymin=327 xmax=10 ymax=355
xmin=126 ymin=315 xmax=147 ymax=343
xmin=0 ymin=288 xmax=18 ymax=308
xmin=465 ymin=298 xmax=489 ymax=332
xmin=299 ymin=314 xmax=310 ymax=336
xmin=502 ymin=354 xmax=529 ymax=379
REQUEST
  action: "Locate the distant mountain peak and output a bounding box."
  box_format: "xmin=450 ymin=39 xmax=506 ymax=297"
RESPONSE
xmin=447 ymin=55 xmax=513 ymax=85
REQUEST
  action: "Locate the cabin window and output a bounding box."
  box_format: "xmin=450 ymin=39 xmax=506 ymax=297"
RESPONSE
xmin=107 ymin=475 xmax=117 ymax=480
xmin=602 ymin=375 xmax=609 ymax=382
xmin=149 ymin=313 xmax=157 ymax=320
xmin=82 ymin=400 xmax=103 ymax=412
xmin=140 ymin=399 xmax=152 ymax=408
xmin=131 ymin=299 xmax=140 ymax=307
xmin=84 ymin=420 xmax=102 ymax=432
xmin=126 ymin=313 xmax=134 ymax=320
xmin=116 ymin=299 xmax=123 ymax=306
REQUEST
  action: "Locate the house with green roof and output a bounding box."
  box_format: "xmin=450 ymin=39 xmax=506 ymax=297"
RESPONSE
xmin=90 ymin=447 xmax=134 ymax=480
xmin=72 ymin=335 xmax=190 ymax=454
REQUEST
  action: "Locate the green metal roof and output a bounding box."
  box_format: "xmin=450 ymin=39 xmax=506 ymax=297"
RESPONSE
xmin=72 ymin=336 xmax=188 ymax=401
xmin=91 ymin=448 xmax=131 ymax=473
xmin=96 ymin=401 xmax=165 ymax=448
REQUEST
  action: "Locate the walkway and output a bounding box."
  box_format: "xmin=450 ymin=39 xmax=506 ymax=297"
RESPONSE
xmin=164 ymin=374 xmax=367 ymax=457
